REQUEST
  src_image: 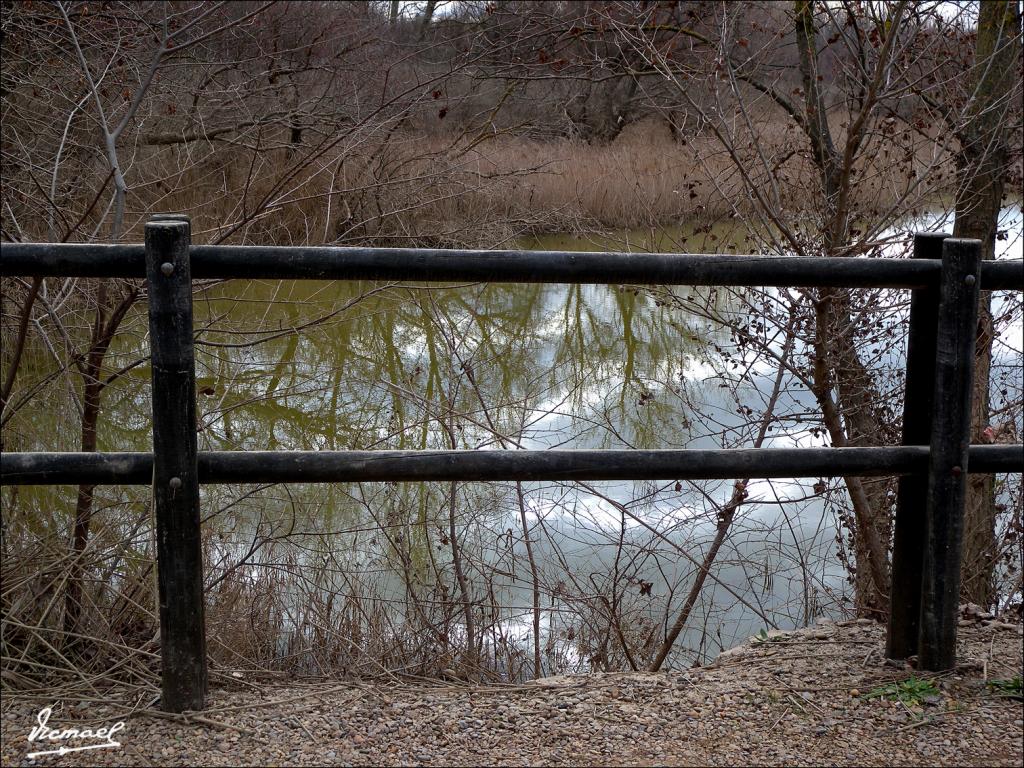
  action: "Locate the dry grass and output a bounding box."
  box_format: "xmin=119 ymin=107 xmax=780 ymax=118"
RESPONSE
xmin=391 ymin=114 xmax=956 ymax=239
xmin=0 ymin=492 xmax=615 ymax=697
xmin=57 ymin=112 xmax=955 ymax=251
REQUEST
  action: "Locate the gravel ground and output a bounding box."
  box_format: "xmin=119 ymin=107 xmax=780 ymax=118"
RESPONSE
xmin=2 ymin=619 xmax=1021 ymax=767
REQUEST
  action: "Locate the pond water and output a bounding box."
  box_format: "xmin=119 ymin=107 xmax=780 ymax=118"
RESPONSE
xmin=4 ymin=204 xmax=1021 ymax=677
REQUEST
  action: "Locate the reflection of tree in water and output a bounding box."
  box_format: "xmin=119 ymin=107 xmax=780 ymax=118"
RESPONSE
xmin=188 ymin=280 xmax=704 ymax=456
xmin=180 ymin=280 xmax=715 ymax=679
xmin=5 ymin=275 xmax=729 ymax=677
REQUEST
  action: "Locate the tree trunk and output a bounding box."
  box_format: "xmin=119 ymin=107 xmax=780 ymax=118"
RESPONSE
xmin=811 ymin=292 xmax=892 ymax=616
xmin=795 ymin=0 xmax=895 ymax=616
xmin=419 ymin=0 xmax=437 ymax=40
xmin=955 ymin=0 xmax=1021 ymax=608
xmin=62 ymin=286 xmax=139 ymax=639
xmin=62 ymin=346 xmax=104 ymax=638
xmin=515 ymin=482 xmax=542 ymax=679
xmin=447 ymin=480 xmax=477 ymax=675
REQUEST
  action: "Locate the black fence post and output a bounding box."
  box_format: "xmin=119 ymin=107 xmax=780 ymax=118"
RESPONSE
xmin=149 ymin=212 xmax=191 ymax=232
xmin=145 ymin=218 xmax=207 ymax=711
xmin=886 ymin=232 xmax=947 ymax=659
xmin=918 ymin=238 xmax=981 ymax=672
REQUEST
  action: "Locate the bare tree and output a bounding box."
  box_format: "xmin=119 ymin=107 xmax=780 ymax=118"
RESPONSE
xmin=949 ymin=1 xmax=1021 ymax=607
xmin=613 ymin=0 xmax=1021 ymax=618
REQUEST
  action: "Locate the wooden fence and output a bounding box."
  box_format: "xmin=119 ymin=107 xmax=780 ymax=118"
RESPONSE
xmin=2 ymin=218 xmax=1022 ymax=712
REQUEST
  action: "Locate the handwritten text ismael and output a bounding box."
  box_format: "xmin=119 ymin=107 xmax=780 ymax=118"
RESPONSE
xmin=27 ymin=706 xmax=126 ymax=759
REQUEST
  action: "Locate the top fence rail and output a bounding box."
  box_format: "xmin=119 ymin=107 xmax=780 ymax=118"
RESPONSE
xmin=3 ymin=242 xmax=1023 ymax=289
